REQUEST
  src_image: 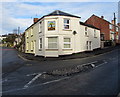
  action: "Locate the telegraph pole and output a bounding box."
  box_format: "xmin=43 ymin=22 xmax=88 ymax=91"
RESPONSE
xmin=18 ymin=27 xmax=20 ymax=44
xmin=114 ymin=13 xmax=116 ymax=42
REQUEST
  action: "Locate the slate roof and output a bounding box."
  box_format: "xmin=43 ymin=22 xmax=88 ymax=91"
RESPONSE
xmin=45 ymin=10 xmax=81 ymax=18
xmin=80 ymin=22 xmax=100 ymax=30
xmin=25 ymin=10 xmax=81 ymax=31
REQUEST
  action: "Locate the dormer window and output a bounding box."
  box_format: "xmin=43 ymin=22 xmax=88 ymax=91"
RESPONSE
xmin=64 ymin=19 xmax=70 ymax=29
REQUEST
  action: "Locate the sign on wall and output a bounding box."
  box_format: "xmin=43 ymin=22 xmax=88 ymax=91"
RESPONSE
xmin=48 ymin=21 xmax=55 ymax=30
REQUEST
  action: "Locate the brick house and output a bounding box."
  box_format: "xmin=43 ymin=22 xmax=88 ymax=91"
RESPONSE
xmin=85 ymin=15 xmax=110 ymax=41
xmin=85 ymin=14 xmax=120 ymax=47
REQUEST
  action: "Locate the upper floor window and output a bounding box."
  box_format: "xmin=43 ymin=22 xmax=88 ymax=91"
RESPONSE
xmin=48 ymin=37 xmax=57 ymax=49
xmin=31 ymin=27 xmax=33 ymax=36
xmin=116 ymin=27 xmax=119 ymax=32
xmin=109 ymin=24 xmax=112 ymax=29
xmin=64 ymin=19 xmax=70 ymax=29
xmin=85 ymin=27 xmax=88 ymax=36
xmin=48 ymin=21 xmax=55 ymax=31
xmin=39 ymin=21 xmax=42 ymax=33
xmin=31 ymin=41 xmax=33 ymax=51
xmin=39 ymin=38 xmax=42 ymax=49
xmin=64 ymin=38 xmax=71 ymax=49
xmin=94 ymin=29 xmax=97 ymax=38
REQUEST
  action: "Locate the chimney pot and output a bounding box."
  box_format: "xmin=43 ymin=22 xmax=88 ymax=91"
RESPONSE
xmin=101 ymin=16 xmax=104 ymax=19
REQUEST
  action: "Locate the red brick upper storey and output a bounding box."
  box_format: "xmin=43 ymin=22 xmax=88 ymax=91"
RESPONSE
xmin=85 ymin=14 xmax=110 ymax=41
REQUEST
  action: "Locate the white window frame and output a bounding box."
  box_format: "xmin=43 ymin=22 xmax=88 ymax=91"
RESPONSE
xmin=39 ymin=38 xmax=42 ymax=50
xmin=109 ymin=24 xmax=112 ymax=29
xmin=94 ymin=29 xmax=97 ymax=38
xmin=85 ymin=27 xmax=88 ymax=36
xmin=31 ymin=41 xmax=33 ymax=51
xmin=64 ymin=18 xmax=70 ymax=30
xmin=31 ymin=27 xmax=33 ymax=36
xmin=39 ymin=21 xmax=42 ymax=33
xmin=48 ymin=37 xmax=58 ymax=49
xmin=63 ymin=37 xmax=71 ymax=49
xmin=86 ymin=41 xmax=92 ymax=50
xmin=116 ymin=27 xmax=119 ymax=32
xmin=86 ymin=41 xmax=89 ymax=50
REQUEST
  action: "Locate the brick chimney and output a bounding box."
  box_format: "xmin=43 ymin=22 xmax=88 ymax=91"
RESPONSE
xmin=33 ymin=18 xmax=39 ymax=23
xmin=101 ymin=16 xmax=104 ymax=19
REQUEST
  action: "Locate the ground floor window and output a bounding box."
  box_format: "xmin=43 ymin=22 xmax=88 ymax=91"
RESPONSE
xmin=48 ymin=37 xmax=58 ymax=49
xmin=86 ymin=41 xmax=92 ymax=50
xmin=63 ymin=38 xmax=71 ymax=49
xmin=39 ymin=38 xmax=42 ymax=49
xmin=31 ymin=41 xmax=33 ymax=51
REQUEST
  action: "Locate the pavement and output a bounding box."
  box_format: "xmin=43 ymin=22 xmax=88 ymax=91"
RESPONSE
xmin=17 ymin=45 xmax=120 ymax=62
xmin=2 ymin=45 xmax=120 ymax=96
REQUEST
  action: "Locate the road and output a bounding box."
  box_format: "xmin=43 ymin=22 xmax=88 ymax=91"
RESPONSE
xmin=2 ymin=47 xmax=25 ymax=76
xmin=1 ymin=46 xmax=120 ymax=96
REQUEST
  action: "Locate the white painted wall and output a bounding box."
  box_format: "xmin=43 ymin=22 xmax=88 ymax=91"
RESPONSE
xmin=25 ymin=15 xmax=100 ymax=57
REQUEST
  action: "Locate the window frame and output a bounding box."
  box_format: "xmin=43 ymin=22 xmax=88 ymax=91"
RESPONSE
xmin=64 ymin=18 xmax=70 ymax=30
xmin=39 ymin=21 xmax=42 ymax=33
xmin=63 ymin=37 xmax=71 ymax=49
xmin=94 ymin=29 xmax=97 ymax=38
xmin=31 ymin=41 xmax=33 ymax=51
xmin=109 ymin=24 xmax=112 ymax=29
xmin=31 ymin=27 xmax=33 ymax=37
xmin=48 ymin=37 xmax=58 ymax=49
xmin=39 ymin=38 xmax=42 ymax=50
xmin=85 ymin=27 xmax=88 ymax=37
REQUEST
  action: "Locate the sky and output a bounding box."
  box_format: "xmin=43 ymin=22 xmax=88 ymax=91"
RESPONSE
xmin=0 ymin=0 xmax=119 ymax=35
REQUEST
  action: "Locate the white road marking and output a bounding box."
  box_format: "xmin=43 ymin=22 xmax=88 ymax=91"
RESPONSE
xmin=2 ymin=76 xmax=70 ymax=93
xmin=95 ymin=61 xmax=108 ymax=67
xmin=18 ymin=54 xmax=30 ymax=61
xmin=82 ymin=61 xmax=98 ymax=66
xmin=24 ymin=72 xmax=46 ymax=88
xmin=26 ymin=72 xmax=42 ymax=77
xmin=91 ymin=63 xmax=95 ymax=67
xmin=24 ymin=73 xmax=43 ymax=88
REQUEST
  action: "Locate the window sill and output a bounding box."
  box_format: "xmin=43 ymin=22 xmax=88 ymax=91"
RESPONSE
xmin=46 ymin=49 xmax=58 ymax=51
xmin=85 ymin=35 xmax=89 ymax=37
xmin=63 ymin=29 xmax=72 ymax=31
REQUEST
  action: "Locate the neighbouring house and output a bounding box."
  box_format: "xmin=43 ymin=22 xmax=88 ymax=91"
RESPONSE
xmin=85 ymin=15 xmax=120 ymax=47
xmin=109 ymin=20 xmax=120 ymax=45
xmin=0 ymin=35 xmax=7 ymax=46
xmin=25 ymin=10 xmax=100 ymax=57
xmin=13 ymin=34 xmax=22 ymax=48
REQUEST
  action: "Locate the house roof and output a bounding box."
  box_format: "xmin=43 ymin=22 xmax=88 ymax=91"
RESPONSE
xmin=80 ymin=22 xmax=100 ymax=30
xmin=45 ymin=10 xmax=81 ymax=18
xmin=25 ymin=10 xmax=81 ymax=31
xmin=85 ymin=14 xmax=110 ymax=24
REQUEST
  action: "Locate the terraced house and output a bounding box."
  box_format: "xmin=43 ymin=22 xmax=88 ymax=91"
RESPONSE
xmin=25 ymin=10 xmax=100 ymax=57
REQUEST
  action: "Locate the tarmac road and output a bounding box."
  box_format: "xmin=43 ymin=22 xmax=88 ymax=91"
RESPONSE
xmin=1 ymin=46 xmax=120 ymax=96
